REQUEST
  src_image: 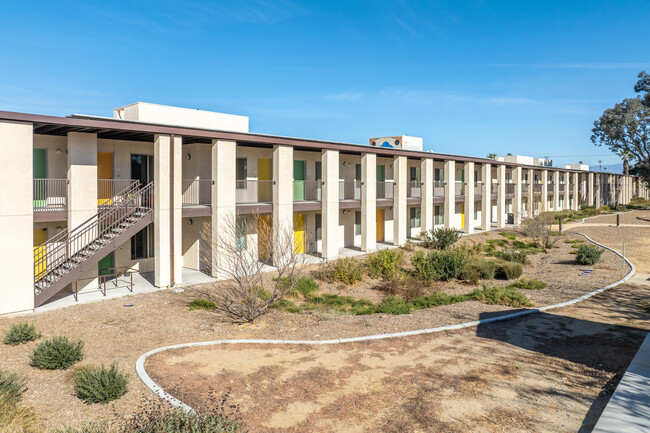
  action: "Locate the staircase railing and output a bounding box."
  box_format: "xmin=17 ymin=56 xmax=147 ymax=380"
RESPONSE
xmin=34 ymin=183 xmax=154 ymax=290
xmin=98 ymin=179 xmax=140 ymax=207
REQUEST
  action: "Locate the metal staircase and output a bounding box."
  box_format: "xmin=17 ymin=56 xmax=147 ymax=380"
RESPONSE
xmin=34 ymin=182 xmax=154 ymax=307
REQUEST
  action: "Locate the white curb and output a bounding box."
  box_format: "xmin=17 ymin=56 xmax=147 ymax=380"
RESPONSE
xmin=135 ymin=232 xmax=636 ymax=413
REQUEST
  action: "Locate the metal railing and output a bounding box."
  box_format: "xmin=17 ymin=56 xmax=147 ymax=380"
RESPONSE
xmin=97 ymin=179 xmax=139 ymax=207
xmin=434 ymin=181 xmax=445 ymax=197
xmin=293 ymin=180 xmax=321 ymax=201
xmin=491 ymin=183 xmax=498 ymax=195
xmin=339 ymin=180 xmax=361 ymax=200
xmin=522 ymin=184 xmax=529 ymax=193
xmin=33 ymin=178 xmax=67 ymax=211
xmin=474 ymin=182 xmax=482 ymax=198
xmin=454 ymin=181 xmax=465 ymax=196
xmin=34 ymin=183 xmax=154 ymax=291
xmin=559 ymin=184 xmax=566 ymax=193
xmin=533 ymin=184 xmax=543 ymax=193
xmin=505 ymin=183 xmax=516 ymax=194
xmin=407 ymin=181 xmax=421 ymax=198
xmin=74 ymin=266 xmax=139 ymax=301
xmin=377 ymin=181 xmax=394 ymax=199
xmin=236 ymin=179 xmax=274 ymax=203
xmin=183 ymin=179 xmax=213 ymax=206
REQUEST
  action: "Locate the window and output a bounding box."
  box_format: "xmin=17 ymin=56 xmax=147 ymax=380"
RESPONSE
xmin=236 ymin=158 xmax=247 ymax=189
xmin=236 ymin=218 xmax=247 ymax=251
xmin=315 ymin=214 xmax=322 ymax=241
xmin=315 ymin=162 xmax=322 ymax=181
xmin=131 ymin=154 xmax=153 ymax=186
xmin=434 ymin=205 xmax=444 ymax=225
xmin=409 ymin=207 xmax=421 ymax=228
xmin=474 ymin=203 xmax=479 ymax=220
xmin=355 ymin=211 xmax=361 ymax=235
xmin=131 ymin=224 xmax=154 ymax=259
xmin=410 ymin=166 xmax=421 ymax=183
xmin=355 ymin=164 xmax=361 ymax=180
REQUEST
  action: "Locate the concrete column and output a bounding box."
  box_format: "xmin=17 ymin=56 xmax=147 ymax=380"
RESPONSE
xmin=172 ymin=136 xmax=183 ymax=284
xmin=321 ymin=150 xmax=339 ymax=260
xmin=588 ymin=173 xmax=594 ymax=206
xmin=481 ymin=163 xmax=492 ymax=230
xmin=464 ymin=162 xmax=474 ymax=234
xmin=553 ymin=171 xmax=560 ymax=211
xmin=572 ymin=172 xmax=579 ymax=210
xmin=211 ymin=139 xmax=236 ymax=278
xmin=361 ymin=153 xmax=376 ymax=251
xmin=273 ymin=145 xmax=293 ymax=265
xmin=527 ymin=169 xmax=534 ymax=218
xmin=68 ymin=132 xmax=98 ymax=292
xmin=496 ymin=165 xmax=506 ymax=228
xmin=513 ymin=167 xmax=523 ymax=225
xmin=0 ymin=121 xmax=34 ymax=315
xmin=421 ymin=159 xmax=434 ymax=234
xmin=444 ymin=160 xmax=455 ymax=229
xmin=595 ymin=174 xmax=601 ymax=208
xmin=393 ymin=155 xmax=407 ymax=245
xmin=541 ymin=170 xmax=548 ymax=212
xmin=154 ymin=135 xmax=171 ymax=286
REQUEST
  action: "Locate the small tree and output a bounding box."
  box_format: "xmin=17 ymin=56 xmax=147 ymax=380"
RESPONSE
xmin=198 ymin=214 xmax=306 ymax=323
xmin=520 ymin=212 xmax=558 ymax=248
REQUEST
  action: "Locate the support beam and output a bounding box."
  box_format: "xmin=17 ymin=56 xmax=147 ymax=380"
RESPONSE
xmin=0 ymin=121 xmax=34 ymax=315
xmin=526 ymin=169 xmax=534 ymax=218
xmin=588 ymin=172 xmax=594 ymax=206
xmin=481 ymin=163 xmax=492 ymax=230
xmin=361 ymin=153 xmax=376 ymax=251
xmin=321 ymin=150 xmax=339 ymax=260
xmin=154 ymin=134 xmax=172 ymax=286
xmin=513 ymin=167 xmax=523 ymax=225
xmin=393 ymin=155 xmax=407 ymax=245
xmin=553 ymin=171 xmax=560 ymax=211
xmin=496 ymin=165 xmax=506 ymax=228
xmin=541 ymin=170 xmax=548 ymax=212
xmin=272 ymin=145 xmax=293 ymax=266
xmin=595 ymin=174 xmax=601 ymax=208
xmin=572 ymin=172 xmax=579 ymax=210
xmin=464 ymin=162 xmax=474 ymax=233
xmin=444 ymin=160 xmax=455 ymax=229
xmin=421 ymin=159 xmax=434 ymax=234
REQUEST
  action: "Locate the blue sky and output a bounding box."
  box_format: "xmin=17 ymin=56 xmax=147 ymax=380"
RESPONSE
xmin=1 ymin=1 xmax=648 ymax=168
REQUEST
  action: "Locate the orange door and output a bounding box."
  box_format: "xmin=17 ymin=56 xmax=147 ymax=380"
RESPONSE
xmin=97 ymin=152 xmax=113 ymax=205
xmin=376 ymin=209 xmax=384 ymax=242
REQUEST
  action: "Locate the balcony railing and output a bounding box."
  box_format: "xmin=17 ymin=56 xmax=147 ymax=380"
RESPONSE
xmin=454 ymin=181 xmax=465 ymax=196
xmin=183 ymin=179 xmax=213 ymax=206
xmin=474 ymin=182 xmax=482 ymax=199
xmin=522 ymin=184 xmax=529 ymax=193
xmin=559 ymin=184 xmax=566 ymax=193
xmin=294 ymin=180 xmax=321 ymax=201
xmin=505 ymin=183 xmax=515 ymax=194
xmin=491 ymin=183 xmax=498 ymax=195
xmin=33 ymin=179 xmax=67 ymax=211
xmin=434 ymin=181 xmax=445 ymax=197
xmin=97 ymin=179 xmax=139 ymax=206
xmin=407 ymin=181 xmax=421 ymax=199
xmin=377 ymin=181 xmax=394 ymax=199
xmin=236 ymin=180 xmax=274 ymax=204
xmin=339 ymin=180 xmax=361 ymax=200
xmin=533 ymin=184 xmax=542 ymax=193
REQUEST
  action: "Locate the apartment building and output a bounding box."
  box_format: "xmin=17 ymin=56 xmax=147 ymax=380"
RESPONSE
xmin=1 ymin=103 xmax=647 ymax=316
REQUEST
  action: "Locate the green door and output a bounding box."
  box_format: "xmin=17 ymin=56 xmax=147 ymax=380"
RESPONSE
xmin=98 ymin=252 xmax=115 ymax=278
xmin=33 ymin=149 xmax=47 ymax=206
xmin=293 ymin=160 xmax=305 ymax=200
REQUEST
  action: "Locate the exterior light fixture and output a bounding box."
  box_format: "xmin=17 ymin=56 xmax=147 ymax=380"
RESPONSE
xmin=189 ymin=218 xmax=193 ymax=225
xmin=187 ymin=154 xmax=191 ymax=160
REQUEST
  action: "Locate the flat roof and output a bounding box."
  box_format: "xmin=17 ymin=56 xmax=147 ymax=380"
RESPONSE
xmin=0 ymin=109 xmax=631 ymax=176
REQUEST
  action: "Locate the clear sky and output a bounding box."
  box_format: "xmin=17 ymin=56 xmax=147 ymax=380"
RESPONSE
xmin=1 ymin=1 xmax=648 ymax=168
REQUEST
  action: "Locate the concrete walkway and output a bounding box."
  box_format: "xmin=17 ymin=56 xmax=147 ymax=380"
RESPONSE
xmin=593 ymin=334 xmax=650 ymax=433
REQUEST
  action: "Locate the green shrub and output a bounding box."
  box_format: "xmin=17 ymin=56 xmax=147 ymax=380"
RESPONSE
xmin=74 ymin=364 xmax=128 ymax=404
xmin=122 ymin=405 xmax=244 ymax=433
xmin=30 ymin=336 xmax=84 ymax=370
xmin=0 ymin=394 xmax=38 ymax=433
xmin=52 ymin=421 xmax=111 ymax=433
xmin=499 ymin=232 xmax=517 ymax=241
xmin=471 ymin=285 xmax=532 ymax=307
xmin=511 ymin=278 xmax=547 ymax=290
xmin=461 ymin=258 xmax=496 ymax=283
xmin=410 ymin=292 xmax=470 ymax=308
xmin=366 ymin=249 xmax=404 ymax=279
xmin=575 ymin=244 xmax=603 ymax=265
xmin=3 ymin=322 xmax=40 ymax=346
xmin=615 ymin=205 xmax=627 ymax=211
xmin=492 ymin=249 xmax=527 ymax=264
xmin=313 ymin=257 xmax=364 ymax=284
xmin=419 ymin=227 xmax=462 ymax=250
xmin=189 ymin=299 xmax=217 ymax=311
xmin=412 ymin=249 xmax=468 ymax=282
xmin=374 ymin=296 xmax=412 ymax=315
xmin=0 ymin=370 xmax=27 ymax=404
xmin=411 ymin=251 xmax=437 ymax=283
xmin=280 ymin=276 xmax=319 ymax=298
xmin=494 ymin=261 xmax=523 ymax=280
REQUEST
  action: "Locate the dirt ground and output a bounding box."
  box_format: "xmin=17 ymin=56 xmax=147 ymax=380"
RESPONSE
xmin=1 ymin=211 xmax=648 ymax=431
xmin=147 ymin=281 xmax=650 ymax=433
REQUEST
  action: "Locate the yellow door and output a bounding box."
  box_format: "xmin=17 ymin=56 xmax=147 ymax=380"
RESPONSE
xmin=34 ymin=228 xmax=47 ymax=282
xmin=258 ymin=216 xmax=272 ymax=261
xmin=460 ymin=203 xmax=465 ymax=229
xmin=376 ymin=209 xmax=384 ymax=242
xmin=97 ymin=152 xmax=113 ymax=205
xmin=294 ymin=214 xmax=305 ymax=254
xmin=258 ymin=158 xmax=272 ymax=202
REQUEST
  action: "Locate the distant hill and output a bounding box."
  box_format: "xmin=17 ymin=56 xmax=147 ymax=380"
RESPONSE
xmin=599 ymin=164 xmax=623 ymax=174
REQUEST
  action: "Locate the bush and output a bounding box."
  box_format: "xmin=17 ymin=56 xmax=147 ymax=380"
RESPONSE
xmin=122 ymin=404 xmax=244 ymax=433
xmin=366 ymin=249 xmax=404 ymax=279
xmin=189 ymin=299 xmax=217 ymax=310
xmin=520 ymin=212 xmax=558 ymax=248
xmin=411 ymin=251 xmax=437 ymax=283
xmin=0 ymin=394 xmax=38 ymax=433
xmin=0 ymin=369 xmax=27 ymax=404
xmin=374 ymin=296 xmax=412 ymax=315
xmin=74 ymin=364 xmax=128 ymax=404
xmin=52 ymin=421 xmax=111 ymax=433
xmin=313 ymin=257 xmax=364 ymax=284
xmin=419 ymin=227 xmax=461 ymax=250
xmin=412 ymin=249 xmax=468 ymax=282
xmin=3 ymin=322 xmax=40 ymax=346
xmin=492 ymin=249 xmax=527 ymax=264
xmin=511 ymin=278 xmax=547 ymax=290
xmin=615 ymin=204 xmax=628 ymax=211
xmin=575 ymin=244 xmax=603 ymax=265
xmin=494 ymin=261 xmax=523 ymax=280
xmin=30 ymin=336 xmax=84 ymax=370
xmin=461 ymin=258 xmax=496 ymax=284
xmin=471 ymin=285 xmax=532 ymax=307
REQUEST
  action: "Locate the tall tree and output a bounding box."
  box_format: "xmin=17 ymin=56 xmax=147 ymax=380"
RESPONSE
xmin=592 ymin=72 xmax=650 ymax=181
xmin=486 ymin=153 xmax=497 ymax=160
xmin=618 ymin=149 xmax=631 ymax=175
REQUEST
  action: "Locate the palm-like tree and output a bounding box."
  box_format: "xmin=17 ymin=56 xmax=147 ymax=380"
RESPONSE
xmin=618 ymin=150 xmax=631 ymax=175
xmin=486 ymin=153 xmax=497 ymax=160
